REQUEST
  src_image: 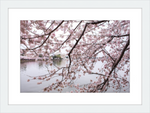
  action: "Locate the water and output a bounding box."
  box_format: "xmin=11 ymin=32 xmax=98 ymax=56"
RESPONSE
xmin=20 ymin=59 xmax=130 ymax=93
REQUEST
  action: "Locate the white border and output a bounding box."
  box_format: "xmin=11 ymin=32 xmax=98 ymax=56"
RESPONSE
xmin=9 ymin=9 xmax=141 ymax=104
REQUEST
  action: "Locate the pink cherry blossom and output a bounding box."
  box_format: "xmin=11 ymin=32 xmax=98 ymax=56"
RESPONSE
xmin=21 ymin=20 xmax=130 ymax=93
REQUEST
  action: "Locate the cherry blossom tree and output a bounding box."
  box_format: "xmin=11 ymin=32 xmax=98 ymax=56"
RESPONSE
xmin=20 ymin=20 xmax=130 ymax=93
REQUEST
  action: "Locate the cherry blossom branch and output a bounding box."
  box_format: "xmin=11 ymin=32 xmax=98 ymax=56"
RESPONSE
xmin=45 ymin=20 xmax=55 ymax=32
xmin=78 ymin=54 xmax=106 ymax=77
xmin=27 ymin=20 xmax=64 ymax=50
xmin=54 ymin=21 xmax=83 ymax=53
xmin=102 ymin=48 xmax=115 ymax=62
xmin=98 ymin=36 xmax=130 ymax=92
xmin=22 ymin=43 xmax=38 ymax=56
xmin=21 ymin=20 xmax=130 ymax=93
xmin=87 ymin=20 xmax=109 ymax=24
xmin=109 ymin=37 xmax=130 ymax=75
xmin=68 ymin=21 xmax=110 ymax=71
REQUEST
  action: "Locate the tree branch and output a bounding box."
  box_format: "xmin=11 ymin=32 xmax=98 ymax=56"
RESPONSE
xmin=109 ymin=36 xmax=130 ymax=75
xmin=28 ymin=20 xmax=64 ymax=50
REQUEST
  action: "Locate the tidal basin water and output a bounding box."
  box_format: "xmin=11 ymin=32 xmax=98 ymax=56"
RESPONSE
xmin=20 ymin=59 xmax=130 ymax=93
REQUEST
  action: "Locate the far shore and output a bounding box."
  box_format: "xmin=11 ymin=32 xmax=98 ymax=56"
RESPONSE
xmin=20 ymin=56 xmax=63 ymax=63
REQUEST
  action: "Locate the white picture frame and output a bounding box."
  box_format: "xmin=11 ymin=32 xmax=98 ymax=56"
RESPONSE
xmin=0 ymin=0 xmax=150 ymax=113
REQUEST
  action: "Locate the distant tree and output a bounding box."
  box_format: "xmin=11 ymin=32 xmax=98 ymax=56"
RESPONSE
xmin=21 ymin=20 xmax=130 ymax=93
xmin=39 ymin=54 xmax=43 ymax=57
xmin=52 ymin=54 xmax=61 ymax=59
xmin=56 ymin=54 xmax=61 ymax=58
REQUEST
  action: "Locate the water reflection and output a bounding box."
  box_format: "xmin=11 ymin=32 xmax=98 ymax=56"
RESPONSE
xmin=53 ymin=59 xmax=67 ymax=68
xmin=20 ymin=59 xmax=101 ymax=93
xmin=20 ymin=62 xmax=27 ymax=71
xmin=53 ymin=59 xmax=62 ymax=66
xmin=38 ymin=61 xmax=44 ymax=69
xmin=20 ymin=59 xmax=130 ymax=93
